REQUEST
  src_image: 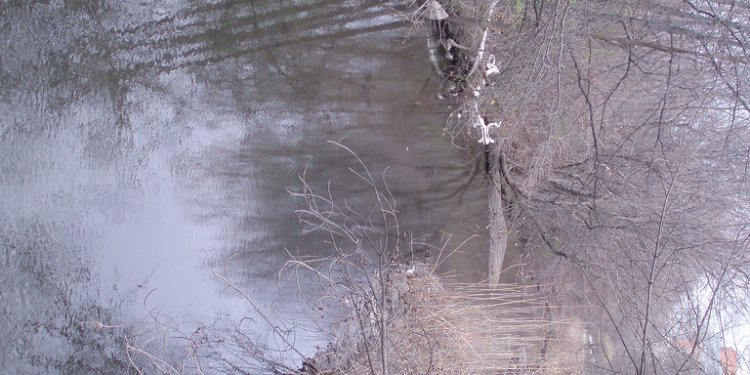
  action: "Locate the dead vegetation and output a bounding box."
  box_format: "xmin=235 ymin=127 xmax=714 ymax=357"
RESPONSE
xmin=282 ymin=142 xmax=581 ymax=374
xmin=300 ymin=266 xmax=576 ymax=375
xmin=432 ymin=0 xmax=750 ymax=373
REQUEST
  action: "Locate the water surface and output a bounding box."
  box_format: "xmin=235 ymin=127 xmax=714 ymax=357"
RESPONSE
xmin=0 ymin=1 xmax=497 ymax=371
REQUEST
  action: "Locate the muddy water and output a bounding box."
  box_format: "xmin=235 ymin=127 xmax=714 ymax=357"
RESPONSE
xmin=0 ymin=1 xmax=511 ymax=372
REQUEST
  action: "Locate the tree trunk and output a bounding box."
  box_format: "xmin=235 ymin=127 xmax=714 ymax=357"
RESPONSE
xmin=487 ymin=144 xmax=508 ymax=287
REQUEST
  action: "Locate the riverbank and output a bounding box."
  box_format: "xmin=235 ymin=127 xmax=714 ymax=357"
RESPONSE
xmin=298 ymin=263 xmax=580 ymax=374
xmin=279 ymin=136 xmax=567 ymax=374
xmin=428 ymin=1 xmax=750 ymax=374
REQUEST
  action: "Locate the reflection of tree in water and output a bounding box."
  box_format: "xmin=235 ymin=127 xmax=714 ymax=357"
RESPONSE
xmin=2 ymin=0 xmax=410 ymax=141
xmin=102 ymin=0 xmax=408 ymax=74
xmin=0 ymin=219 xmax=133 ymax=373
xmin=149 ymin=1 xmax=425 ymax=286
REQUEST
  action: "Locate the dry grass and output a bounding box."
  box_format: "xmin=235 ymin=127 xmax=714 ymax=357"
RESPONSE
xmin=304 ymin=264 xmax=583 ymax=375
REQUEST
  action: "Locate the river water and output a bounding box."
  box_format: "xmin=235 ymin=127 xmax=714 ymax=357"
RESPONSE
xmin=0 ymin=1 xmax=503 ymax=372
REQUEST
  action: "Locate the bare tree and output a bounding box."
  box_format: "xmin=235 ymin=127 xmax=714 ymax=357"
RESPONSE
xmin=444 ymin=0 xmax=750 ymax=373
